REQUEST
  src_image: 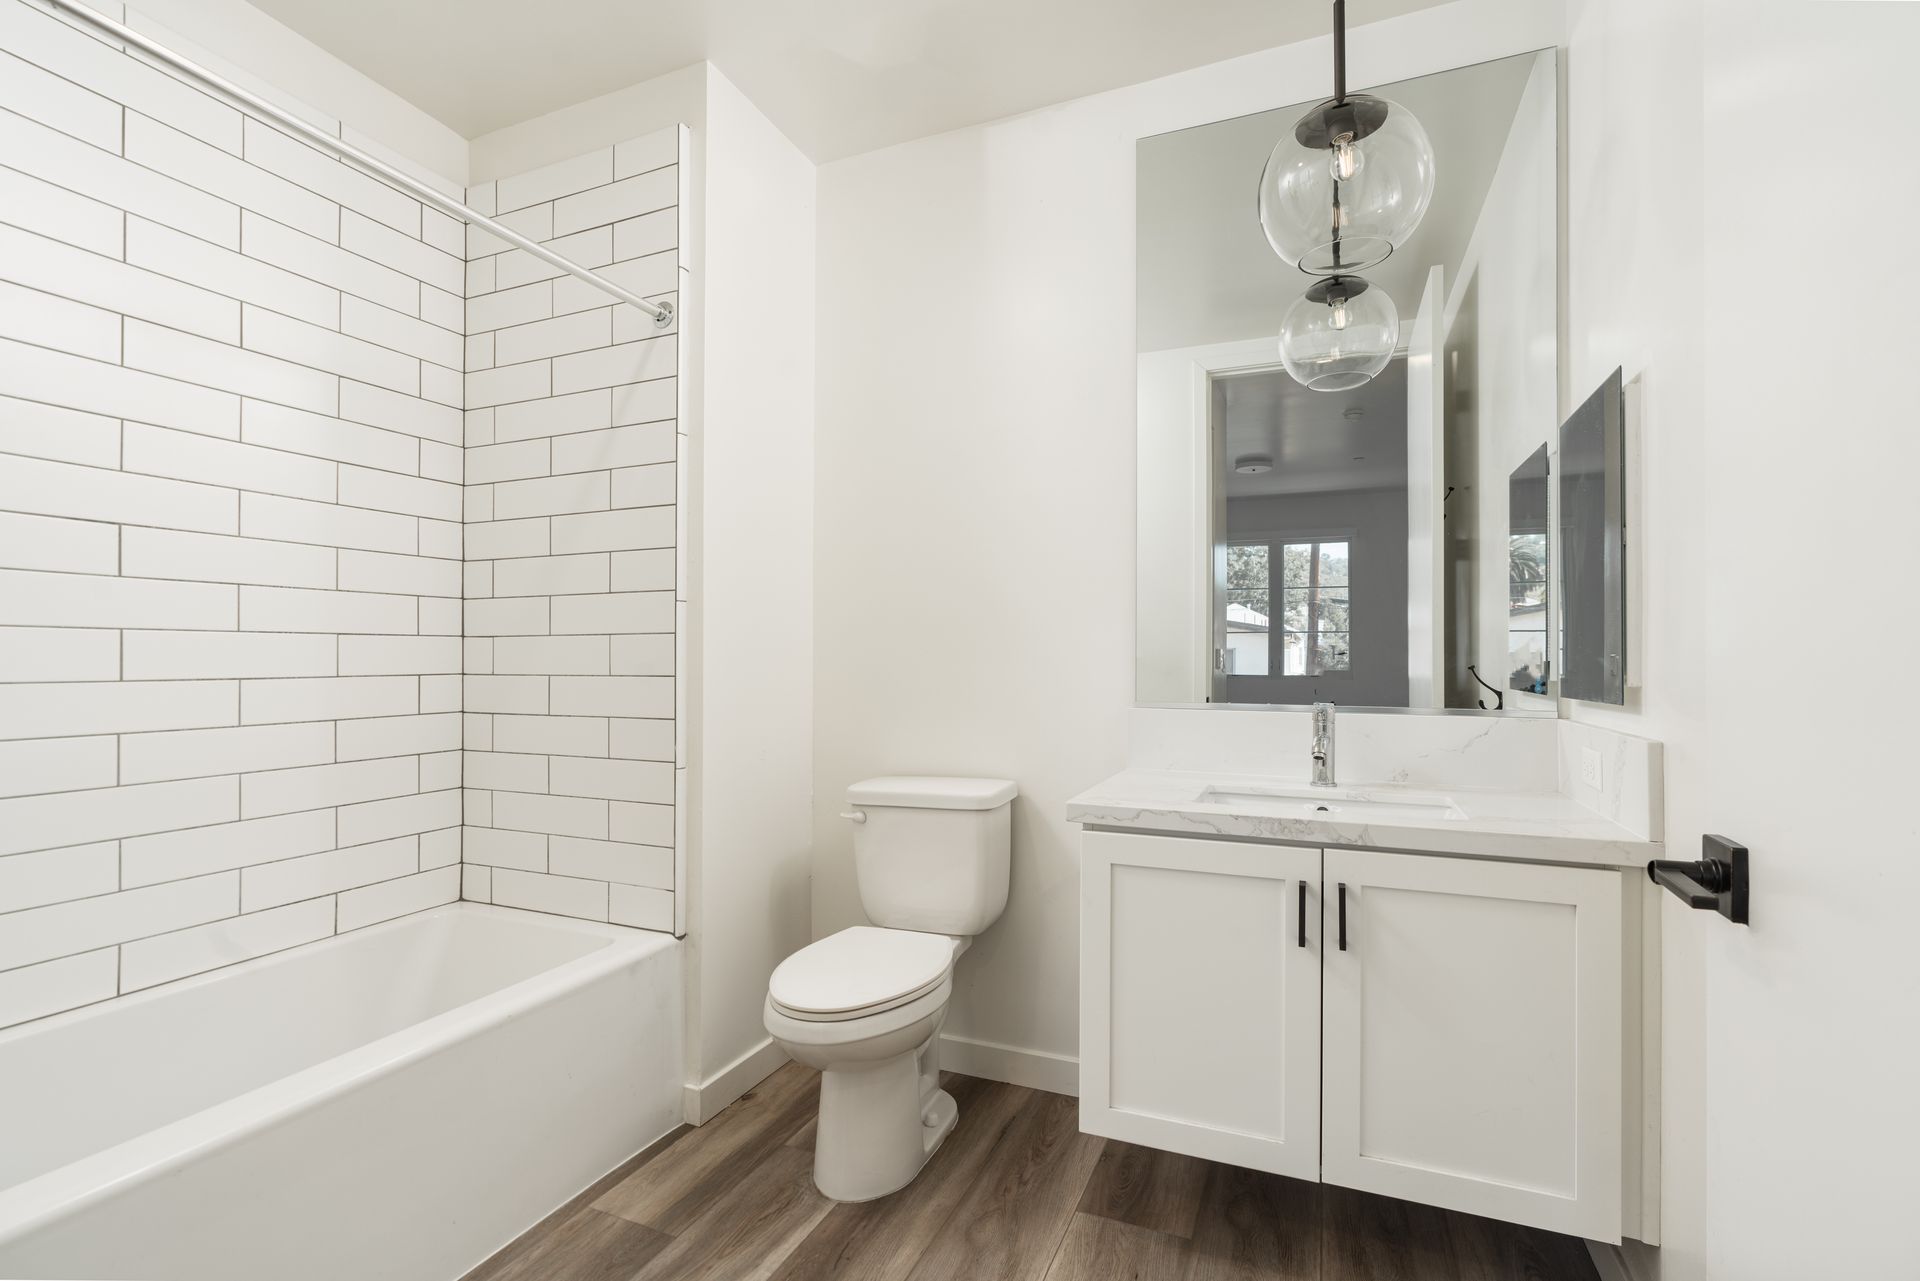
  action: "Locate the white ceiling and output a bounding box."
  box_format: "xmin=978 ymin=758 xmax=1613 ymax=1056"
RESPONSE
xmin=1136 ymin=49 xmax=1543 ymax=353
xmin=243 ymin=0 xmax=1454 ymax=161
xmin=1220 ymin=360 xmax=1407 ymax=499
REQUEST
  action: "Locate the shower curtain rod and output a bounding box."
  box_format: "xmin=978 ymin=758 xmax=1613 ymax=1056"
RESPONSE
xmin=35 ymin=0 xmax=675 ymax=328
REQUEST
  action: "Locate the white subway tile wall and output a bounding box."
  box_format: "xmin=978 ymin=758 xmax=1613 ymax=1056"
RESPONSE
xmin=0 ymin=2 xmax=465 ymax=1029
xmin=460 ymin=128 xmax=684 ymax=935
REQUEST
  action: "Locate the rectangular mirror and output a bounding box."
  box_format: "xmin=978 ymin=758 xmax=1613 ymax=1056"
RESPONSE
xmin=1558 ymin=368 xmax=1627 ymax=704
xmin=1136 ymin=48 xmax=1559 ymax=713
xmin=1507 ymin=443 xmax=1550 ymax=695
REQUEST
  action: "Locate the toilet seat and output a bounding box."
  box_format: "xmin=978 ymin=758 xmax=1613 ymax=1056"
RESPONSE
xmin=768 ymin=926 xmax=958 ymax=1023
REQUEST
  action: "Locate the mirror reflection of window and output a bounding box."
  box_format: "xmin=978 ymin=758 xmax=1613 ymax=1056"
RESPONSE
xmin=1226 ymin=538 xmax=1353 ymax=680
xmin=1225 ymin=543 xmax=1271 ymax=676
xmin=1283 ymin=540 xmax=1351 ymax=676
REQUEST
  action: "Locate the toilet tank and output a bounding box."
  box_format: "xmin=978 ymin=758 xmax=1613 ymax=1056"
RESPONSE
xmin=846 ymin=776 xmax=1018 ymax=935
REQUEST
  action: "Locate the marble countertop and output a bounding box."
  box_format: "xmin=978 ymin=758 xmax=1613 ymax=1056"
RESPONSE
xmin=1067 ymin=769 xmax=1661 ymax=868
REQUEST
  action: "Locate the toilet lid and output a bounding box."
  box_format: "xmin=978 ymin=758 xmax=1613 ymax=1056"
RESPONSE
xmin=769 ymin=927 xmax=955 ymax=1020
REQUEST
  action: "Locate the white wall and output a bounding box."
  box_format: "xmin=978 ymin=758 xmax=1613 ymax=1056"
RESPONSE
xmin=685 ymin=67 xmax=816 ymax=1111
xmin=456 ymin=128 xmax=685 ymax=932
xmin=813 ymin=0 xmax=1563 ymax=1084
xmin=466 ymin=65 xmax=817 ymax=1115
xmin=0 ymin=0 xmax=469 ymax=1029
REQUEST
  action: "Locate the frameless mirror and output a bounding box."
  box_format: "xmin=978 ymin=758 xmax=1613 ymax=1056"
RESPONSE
xmin=1136 ymin=48 xmax=1559 ymax=713
xmin=1558 ymin=368 xmax=1627 ymax=704
xmin=1508 ymin=443 xmax=1551 ymax=695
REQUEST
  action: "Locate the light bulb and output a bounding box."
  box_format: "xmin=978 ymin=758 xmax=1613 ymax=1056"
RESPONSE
xmin=1278 ymin=274 xmax=1398 ymax=392
xmin=1329 ymin=136 xmax=1361 ymax=182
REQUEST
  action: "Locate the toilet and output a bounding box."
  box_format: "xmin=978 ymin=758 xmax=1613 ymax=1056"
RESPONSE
xmin=764 ymin=775 xmax=1017 ymax=1202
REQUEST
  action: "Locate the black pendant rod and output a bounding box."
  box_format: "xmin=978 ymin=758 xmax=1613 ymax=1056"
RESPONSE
xmin=1328 ymin=0 xmax=1346 ymax=266
xmin=1332 ymin=0 xmax=1347 ymax=104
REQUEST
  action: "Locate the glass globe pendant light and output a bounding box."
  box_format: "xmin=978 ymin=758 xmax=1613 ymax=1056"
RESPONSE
xmin=1277 ymin=275 xmax=1398 ymax=392
xmin=1257 ymin=0 xmax=1436 ymax=274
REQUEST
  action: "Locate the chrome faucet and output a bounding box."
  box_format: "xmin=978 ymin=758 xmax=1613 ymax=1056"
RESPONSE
xmin=1311 ymin=702 xmax=1336 ymax=787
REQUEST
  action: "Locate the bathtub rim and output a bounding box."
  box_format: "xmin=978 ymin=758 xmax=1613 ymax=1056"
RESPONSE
xmin=0 ymin=901 xmax=677 ymax=1248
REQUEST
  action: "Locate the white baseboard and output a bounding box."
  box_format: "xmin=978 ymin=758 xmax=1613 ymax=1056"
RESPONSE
xmin=682 ymin=1037 xmax=789 ymax=1125
xmin=1587 ymin=1240 xmax=1656 ymax=1281
xmin=685 ymin=1033 xmax=1075 ymax=1124
xmin=939 ymin=1033 xmax=1079 ymax=1097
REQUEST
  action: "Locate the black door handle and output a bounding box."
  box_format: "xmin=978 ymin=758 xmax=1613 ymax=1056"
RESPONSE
xmin=1648 ymin=861 xmax=1722 ymax=907
xmin=1297 ymin=881 xmax=1306 ymax=948
xmin=1648 ymin=835 xmax=1749 ymax=924
xmin=1337 ymin=882 xmax=1348 ymax=951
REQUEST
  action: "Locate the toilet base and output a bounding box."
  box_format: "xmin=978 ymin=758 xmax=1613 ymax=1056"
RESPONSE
xmin=812 ymin=1033 xmax=956 ymax=1202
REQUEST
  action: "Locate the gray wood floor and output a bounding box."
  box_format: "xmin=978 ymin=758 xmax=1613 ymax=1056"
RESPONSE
xmin=463 ymin=1064 xmax=1602 ymax=1281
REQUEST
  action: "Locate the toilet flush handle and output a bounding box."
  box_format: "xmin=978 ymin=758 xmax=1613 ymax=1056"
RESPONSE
xmin=839 ymin=809 xmax=867 ymax=823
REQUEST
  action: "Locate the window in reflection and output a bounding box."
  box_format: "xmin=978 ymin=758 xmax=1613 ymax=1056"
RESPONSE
xmin=1227 ymin=537 xmax=1353 ymax=678
xmin=1225 ymin=543 xmax=1271 ymax=676
xmin=1282 ymin=539 xmax=1351 ymax=676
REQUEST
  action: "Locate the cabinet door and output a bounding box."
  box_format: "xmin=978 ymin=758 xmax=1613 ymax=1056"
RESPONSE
xmin=1080 ymin=831 xmax=1320 ymax=1178
xmin=1322 ymin=849 xmax=1622 ymax=1240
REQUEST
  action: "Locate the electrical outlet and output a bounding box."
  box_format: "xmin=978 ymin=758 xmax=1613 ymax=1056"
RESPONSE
xmin=1580 ymin=746 xmax=1605 ymax=792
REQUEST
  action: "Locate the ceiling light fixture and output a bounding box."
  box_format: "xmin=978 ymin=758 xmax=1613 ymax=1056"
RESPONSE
xmin=1256 ymin=0 xmax=1437 ymax=276
xmin=1278 ymin=276 xmax=1399 ymax=393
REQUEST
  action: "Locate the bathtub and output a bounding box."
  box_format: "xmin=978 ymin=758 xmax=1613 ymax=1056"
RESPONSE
xmin=0 ymin=903 xmax=682 ymax=1281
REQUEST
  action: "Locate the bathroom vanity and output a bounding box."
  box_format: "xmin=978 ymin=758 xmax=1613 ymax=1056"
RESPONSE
xmin=1107 ymin=33 xmax=1667 ymax=1249
xmin=1070 ymin=710 xmax=1662 ymax=1246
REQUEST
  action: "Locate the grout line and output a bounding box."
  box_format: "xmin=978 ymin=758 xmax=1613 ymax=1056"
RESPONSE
xmin=0 ymin=445 xmax=469 ymax=524
xmin=1 ymin=319 xmax=667 ymax=424
xmin=0 ymin=743 xmax=468 ymax=799
xmin=0 ymin=856 xmax=461 ymax=982
xmin=0 ymin=142 xmax=467 ymax=325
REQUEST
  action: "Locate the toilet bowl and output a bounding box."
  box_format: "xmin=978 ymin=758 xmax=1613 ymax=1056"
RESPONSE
xmin=764 ymin=927 xmax=967 ymax=1201
xmin=764 ymin=775 xmax=1017 ymax=1202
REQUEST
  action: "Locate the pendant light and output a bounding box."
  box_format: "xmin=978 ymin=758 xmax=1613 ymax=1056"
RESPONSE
xmin=1277 ymin=276 xmax=1399 ymax=392
xmin=1257 ymin=0 xmax=1436 ymax=274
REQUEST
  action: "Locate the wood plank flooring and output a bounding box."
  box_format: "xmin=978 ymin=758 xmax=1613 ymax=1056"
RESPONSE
xmin=464 ymin=1065 xmax=1601 ymax=1281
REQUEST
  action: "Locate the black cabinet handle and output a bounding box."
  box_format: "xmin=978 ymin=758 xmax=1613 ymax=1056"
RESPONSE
xmin=1337 ymin=882 xmax=1348 ymax=951
xmin=1297 ymin=881 xmax=1306 ymax=948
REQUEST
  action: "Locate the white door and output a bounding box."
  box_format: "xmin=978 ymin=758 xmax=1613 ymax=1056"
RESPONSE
xmin=1080 ymin=832 xmax=1321 ymax=1178
xmin=1321 ymin=848 xmax=1623 ymax=1240
xmin=1405 ymin=266 xmax=1445 ymax=707
xmin=1687 ymin=10 xmax=1920 ymax=1273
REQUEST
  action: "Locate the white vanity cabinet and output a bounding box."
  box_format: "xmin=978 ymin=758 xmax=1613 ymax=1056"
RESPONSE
xmin=1320 ymin=847 xmax=1622 ymax=1239
xmin=1079 ymin=832 xmax=1323 ymax=1180
xmin=1080 ymin=830 xmax=1629 ymax=1242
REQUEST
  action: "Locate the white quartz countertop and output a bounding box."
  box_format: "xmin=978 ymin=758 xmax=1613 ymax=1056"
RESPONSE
xmin=1067 ymin=769 xmax=1661 ymax=868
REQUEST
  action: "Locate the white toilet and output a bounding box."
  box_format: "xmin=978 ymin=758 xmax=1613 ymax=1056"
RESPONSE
xmin=764 ymin=775 xmax=1017 ymax=1202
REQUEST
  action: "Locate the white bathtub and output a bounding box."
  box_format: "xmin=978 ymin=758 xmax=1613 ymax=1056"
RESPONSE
xmin=0 ymin=903 xmax=682 ymax=1281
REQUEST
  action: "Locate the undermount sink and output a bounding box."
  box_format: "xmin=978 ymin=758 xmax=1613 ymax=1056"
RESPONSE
xmin=1197 ymin=784 xmax=1467 ymax=824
